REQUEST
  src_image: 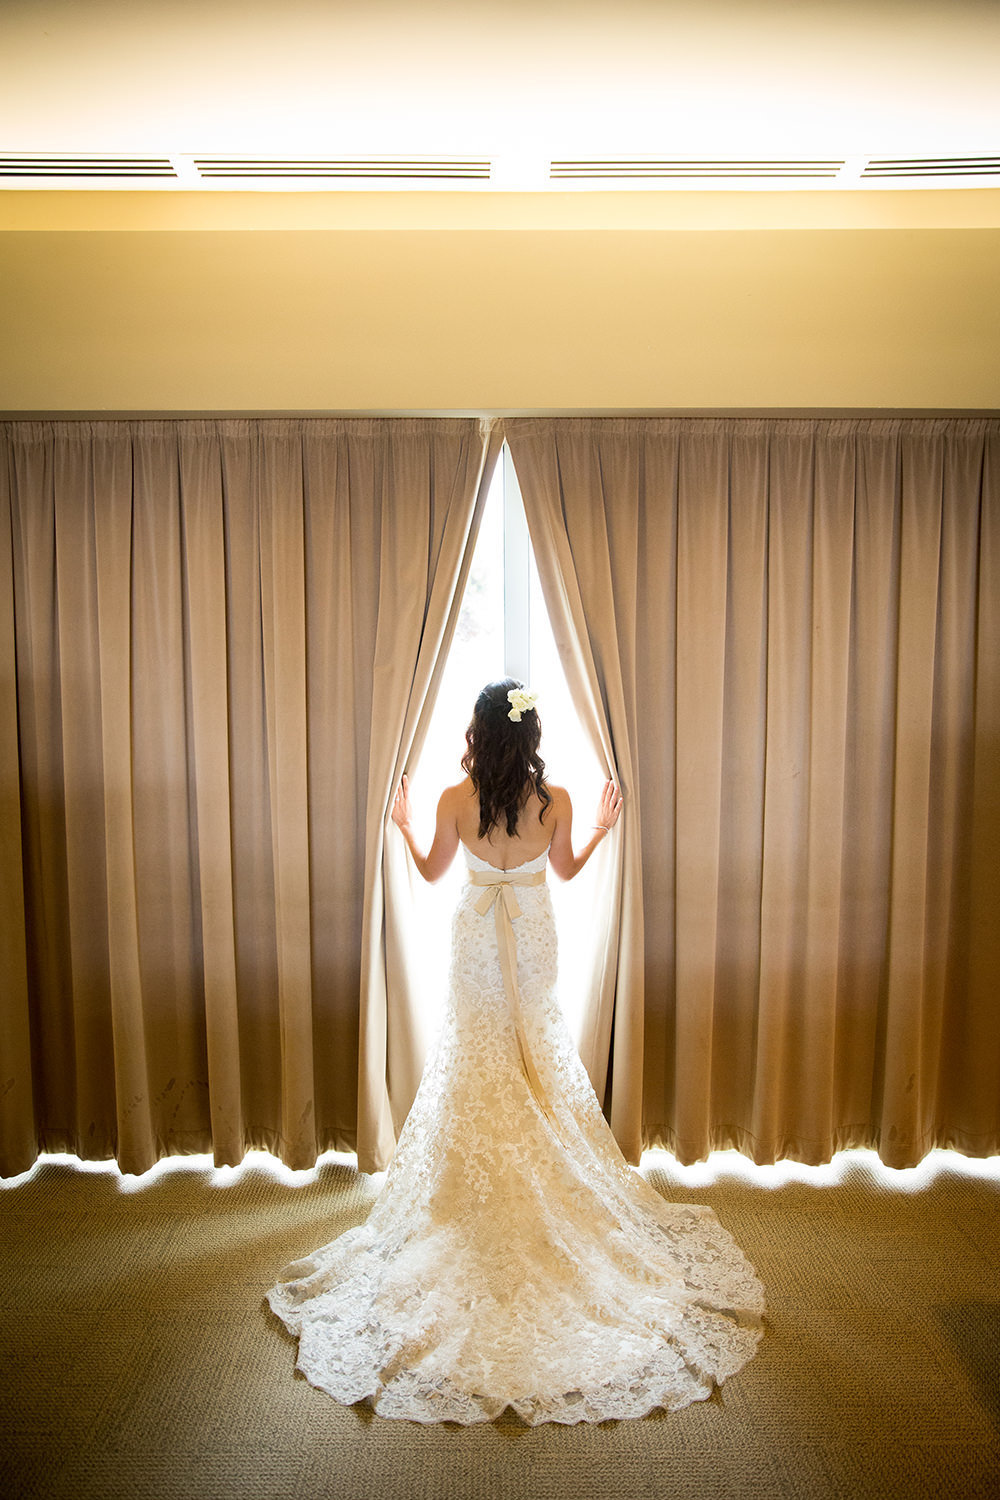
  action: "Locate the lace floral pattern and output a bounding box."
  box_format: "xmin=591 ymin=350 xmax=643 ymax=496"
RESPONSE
xmin=267 ymin=848 xmax=764 ymax=1424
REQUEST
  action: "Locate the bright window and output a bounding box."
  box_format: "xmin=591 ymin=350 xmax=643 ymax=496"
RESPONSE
xmin=410 ymin=443 xmax=603 ymax=1043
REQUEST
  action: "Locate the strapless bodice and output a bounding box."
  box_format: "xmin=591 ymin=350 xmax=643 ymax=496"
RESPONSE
xmin=461 ymin=844 xmax=549 ymax=877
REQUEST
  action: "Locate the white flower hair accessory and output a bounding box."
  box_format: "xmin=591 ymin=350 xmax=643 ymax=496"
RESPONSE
xmin=507 ymin=687 xmax=539 ymax=722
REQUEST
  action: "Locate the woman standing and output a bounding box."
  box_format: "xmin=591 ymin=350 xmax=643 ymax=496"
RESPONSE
xmin=268 ymin=680 xmax=763 ymax=1423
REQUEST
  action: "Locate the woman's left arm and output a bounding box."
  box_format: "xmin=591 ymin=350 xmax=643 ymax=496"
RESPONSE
xmin=548 ymin=780 xmax=623 ymax=881
xmin=391 ymin=776 xmax=460 ymax=883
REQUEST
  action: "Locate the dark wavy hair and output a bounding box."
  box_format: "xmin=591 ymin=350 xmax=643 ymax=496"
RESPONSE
xmin=461 ymin=678 xmax=552 ymax=838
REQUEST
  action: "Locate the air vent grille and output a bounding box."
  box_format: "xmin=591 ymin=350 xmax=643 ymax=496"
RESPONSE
xmin=0 ymin=154 xmax=176 ymax=178
xmin=2 ymin=150 xmax=998 ymax=189
xmin=551 ymin=158 xmax=844 ymax=180
xmin=862 ymin=155 xmax=1000 ymax=178
xmin=193 ymin=157 xmax=491 ymax=180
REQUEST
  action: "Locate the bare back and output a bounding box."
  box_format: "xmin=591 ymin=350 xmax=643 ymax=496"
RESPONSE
xmin=452 ymin=776 xmax=563 ymax=871
xmin=393 ymin=768 xmax=614 ymax=883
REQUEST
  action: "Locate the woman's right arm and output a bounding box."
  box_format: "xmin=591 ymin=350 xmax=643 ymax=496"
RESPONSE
xmin=391 ymin=776 xmax=460 ymax=883
xmin=547 ymin=780 xmax=622 ymax=881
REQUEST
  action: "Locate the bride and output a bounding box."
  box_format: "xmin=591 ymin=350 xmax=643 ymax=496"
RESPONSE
xmin=267 ymin=680 xmax=764 ymax=1425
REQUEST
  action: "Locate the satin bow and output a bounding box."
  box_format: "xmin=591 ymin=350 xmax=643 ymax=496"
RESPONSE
xmin=468 ymin=868 xmax=558 ymax=1129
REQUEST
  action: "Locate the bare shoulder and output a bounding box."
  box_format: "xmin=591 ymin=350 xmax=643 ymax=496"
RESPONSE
xmin=439 ymin=778 xmax=472 ymax=805
xmin=439 ymin=777 xmax=475 ymax=817
xmin=545 ymin=784 xmax=572 ymax=819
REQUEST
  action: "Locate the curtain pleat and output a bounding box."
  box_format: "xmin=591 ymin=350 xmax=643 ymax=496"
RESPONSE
xmin=91 ymin=435 xmax=155 ymax=1173
xmin=505 ymin=417 xmax=1000 ymax=1169
xmin=0 ymin=448 xmax=34 ymax=1176
xmin=7 ymin=438 xmax=73 ymax=1166
xmin=673 ymin=431 xmax=730 ymax=1157
xmin=964 ymin=434 xmax=1000 ymax=1148
xmin=52 ymin=440 xmax=123 ymax=1161
xmin=178 ymin=435 xmax=243 ymax=1166
xmin=0 ymin=418 xmax=496 ymax=1178
xmin=257 ymin=432 xmax=316 ymax=1169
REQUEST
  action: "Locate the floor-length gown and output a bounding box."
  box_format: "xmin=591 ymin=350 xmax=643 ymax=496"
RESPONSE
xmin=267 ymin=845 xmax=765 ymax=1424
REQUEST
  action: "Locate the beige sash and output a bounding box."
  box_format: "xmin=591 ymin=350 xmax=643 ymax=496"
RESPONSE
xmin=468 ymin=867 xmax=558 ymax=1127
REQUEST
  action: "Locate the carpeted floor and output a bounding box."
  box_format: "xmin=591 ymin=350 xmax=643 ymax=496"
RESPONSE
xmin=2 ymin=1150 xmax=998 ymax=1500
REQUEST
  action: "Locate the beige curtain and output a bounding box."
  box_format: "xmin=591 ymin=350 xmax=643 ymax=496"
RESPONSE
xmin=501 ymin=429 xmax=647 ymax=1161
xmin=505 ymin=417 xmax=1000 ymax=1169
xmin=1 ymin=417 xmax=498 ymax=1179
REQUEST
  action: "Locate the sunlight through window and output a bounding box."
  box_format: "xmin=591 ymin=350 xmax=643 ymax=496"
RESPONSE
xmin=409 ymin=444 xmax=603 ymax=1046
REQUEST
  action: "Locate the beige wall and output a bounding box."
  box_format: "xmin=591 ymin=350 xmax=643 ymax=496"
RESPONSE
xmin=2 ymin=192 xmax=998 ymax=411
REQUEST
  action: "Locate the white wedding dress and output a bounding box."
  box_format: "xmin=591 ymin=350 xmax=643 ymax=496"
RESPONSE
xmin=267 ymin=845 xmax=764 ymax=1424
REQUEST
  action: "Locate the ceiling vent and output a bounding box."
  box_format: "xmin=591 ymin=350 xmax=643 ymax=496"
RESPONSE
xmin=193 ymin=157 xmax=491 ymax=181
xmin=550 ymin=158 xmax=844 ymax=180
xmin=0 ymin=154 xmax=176 ymax=178
xmin=861 ymin=155 xmax=1000 ymax=179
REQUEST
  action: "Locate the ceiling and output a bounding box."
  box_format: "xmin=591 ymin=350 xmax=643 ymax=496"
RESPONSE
xmin=2 ymin=0 xmax=999 ymax=192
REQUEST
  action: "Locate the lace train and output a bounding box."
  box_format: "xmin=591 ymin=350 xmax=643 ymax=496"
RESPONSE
xmin=268 ymin=848 xmax=764 ymax=1424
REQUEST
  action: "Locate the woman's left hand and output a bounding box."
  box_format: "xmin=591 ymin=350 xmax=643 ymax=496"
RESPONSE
xmin=391 ymin=774 xmax=413 ymax=832
xmin=595 ymin=779 xmax=623 ymax=833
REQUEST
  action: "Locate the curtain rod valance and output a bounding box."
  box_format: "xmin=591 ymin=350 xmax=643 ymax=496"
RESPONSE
xmin=0 ymin=416 xmax=499 ymax=444
xmin=3 ymin=415 xmax=999 ymax=452
xmin=502 ymin=415 xmax=1000 ymax=440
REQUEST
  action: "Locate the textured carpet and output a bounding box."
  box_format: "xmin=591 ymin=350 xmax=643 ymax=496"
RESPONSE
xmin=2 ymin=1150 xmax=998 ymax=1500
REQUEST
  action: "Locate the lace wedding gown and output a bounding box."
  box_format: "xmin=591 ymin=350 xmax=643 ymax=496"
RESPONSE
xmin=267 ymin=846 xmax=764 ymax=1424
